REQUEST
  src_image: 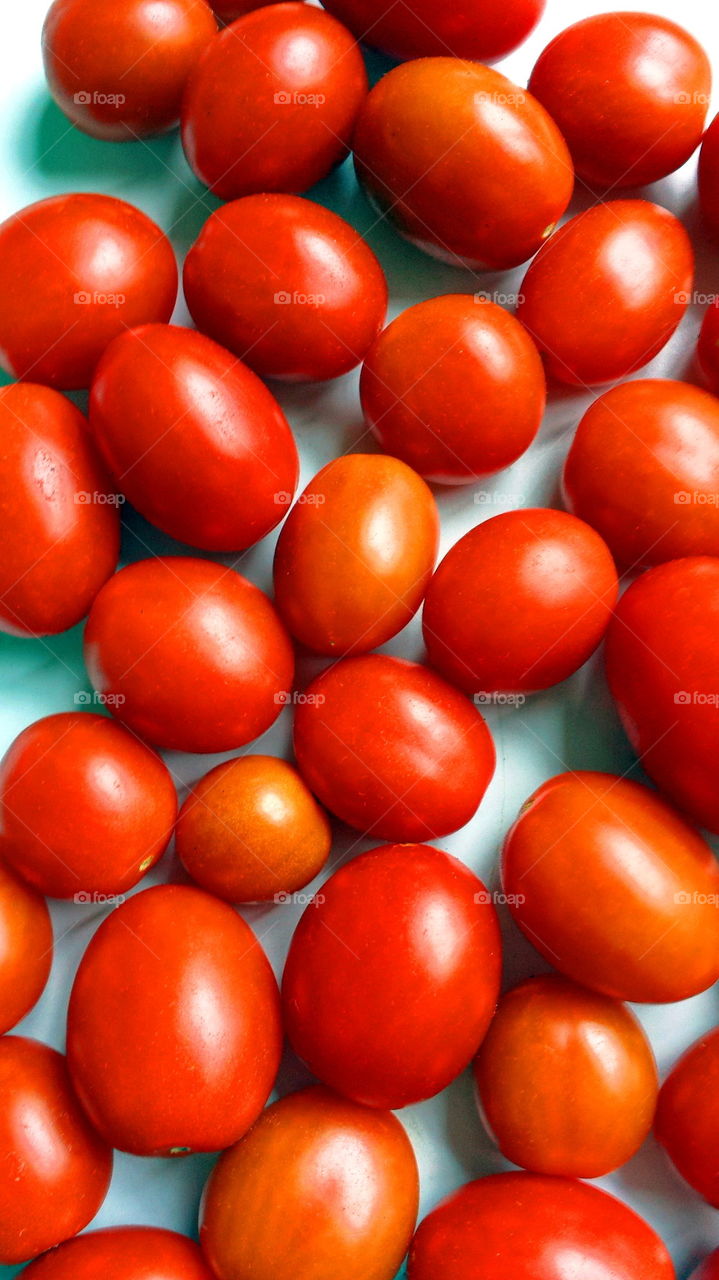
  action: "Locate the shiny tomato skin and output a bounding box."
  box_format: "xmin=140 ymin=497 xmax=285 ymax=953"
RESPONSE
xmin=0 ymin=383 xmax=119 ymax=637
xmin=184 ymin=195 xmax=387 ymax=383
xmin=89 ymin=324 xmax=298 ymax=551
xmin=352 ymin=59 xmax=573 ymax=271
xmin=502 ymin=771 xmax=719 ymax=1003
xmin=655 ymin=1027 xmax=719 ymax=1207
xmin=0 ymin=194 xmax=177 ymax=390
xmin=66 ymin=884 xmax=282 ymax=1156
xmin=0 ymin=861 xmax=52 ymax=1033
xmin=320 ymin=0 xmax=544 ymax=61
xmin=84 ymin=556 xmax=294 ymax=753
xmin=690 ymin=1250 xmax=719 ymax=1280
xmin=699 ymin=114 xmax=719 ymax=237
xmin=20 ymin=1227 xmax=215 ymax=1280
xmin=282 ymin=844 xmax=502 ymax=1109
xmin=273 ymin=454 xmax=439 ymax=656
xmin=181 ymin=4 xmax=368 ymax=200
xmin=517 ymin=200 xmax=693 ymax=386
xmin=200 ymin=1085 xmax=419 ymax=1280
xmin=293 ymin=655 xmax=495 ymax=840
xmin=697 ymin=299 xmax=719 ymax=394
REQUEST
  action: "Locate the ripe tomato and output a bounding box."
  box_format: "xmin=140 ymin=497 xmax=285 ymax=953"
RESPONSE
xmin=690 ymin=1251 xmax=719 ymax=1280
xmin=42 ymin=0 xmax=217 ymax=140
xmin=0 ymin=861 xmax=52 ymax=1033
xmin=273 ymin=454 xmax=439 ymax=656
xmin=84 ymin=557 xmax=294 ymax=753
xmin=282 ymin=844 xmax=501 ymax=1109
xmin=0 ymin=383 xmax=119 ymax=637
xmin=319 ymin=0 xmax=544 ymax=61
xmin=89 ymin=324 xmax=298 ymax=551
xmin=0 ymin=1037 xmax=112 ymax=1265
xmin=517 ymin=201 xmax=693 ymax=386
xmin=422 ymin=509 xmax=617 ymax=695
xmin=655 ymin=1027 xmax=719 ymax=1207
xmin=293 ymin=655 xmax=495 ymax=840
xmin=182 ymin=4 xmax=367 ymax=199
xmin=211 ymin=0 xmax=290 ymax=21
xmin=699 ymin=114 xmax=719 ymax=237
xmin=354 ymin=59 xmax=572 ymax=271
xmin=502 ymin=771 xmax=719 ymax=1003
xmin=175 ymin=754 xmax=331 ymax=902
xmin=66 ymin=884 xmax=282 ymax=1156
xmin=697 ymin=299 xmax=719 ymax=393
xmin=474 ymin=975 xmax=658 ymax=1178
xmin=0 ymin=194 xmax=177 ymax=389
xmin=184 ymin=195 xmax=387 ymax=383
xmin=21 ymin=1227 xmax=215 ymax=1280
xmin=360 ymin=296 xmax=546 ymax=484
xmin=200 ymin=1085 xmax=419 ymax=1280
xmin=529 ymin=13 xmax=711 ymax=189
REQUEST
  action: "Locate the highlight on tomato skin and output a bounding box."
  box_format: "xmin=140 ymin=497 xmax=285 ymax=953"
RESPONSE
xmin=655 ymin=1027 xmax=719 ymax=1209
xmin=19 ymin=1226 xmax=216 ymax=1280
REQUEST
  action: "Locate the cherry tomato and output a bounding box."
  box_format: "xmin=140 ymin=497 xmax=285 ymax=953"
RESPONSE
xmin=211 ymin=0 xmax=291 ymax=22
xmin=21 ymin=1227 xmax=215 ymax=1280
xmin=655 ymin=1027 xmax=719 ymax=1208
xmin=502 ymin=771 xmax=719 ymax=1003
xmin=200 ymin=1085 xmax=419 ymax=1280
xmin=273 ymin=454 xmax=439 ymax=656
xmin=474 ymin=975 xmax=658 ymax=1178
xmin=422 ymin=509 xmax=617 ymax=695
xmin=84 ymin=556 xmax=294 ymax=753
xmin=175 ymin=754 xmax=331 ymax=902
xmin=66 ymin=884 xmax=282 ymax=1155
xmin=517 ymin=200 xmax=693 ymax=386
xmin=697 ymin=298 xmax=719 ymax=393
xmin=699 ymin=114 xmax=719 ymax=237
xmin=293 ymin=655 xmax=495 ymax=840
xmin=42 ymin=0 xmax=217 ymax=140
xmin=282 ymin=844 xmax=501 ymax=1109
xmin=89 ymin=324 xmax=299 ymax=551
xmin=690 ymin=1250 xmax=719 ymax=1280
xmin=353 ymin=59 xmax=573 ymax=271
xmin=181 ymin=4 xmax=367 ymax=200
xmin=319 ymin=0 xmax=544 ymax=61
xmin=0 ymin=194 xmax=177 ymax=389
xmin=0 ymin=1037 xmax=112 ymax=1265
xmin=529 ymin=13 xmax=711 ymax=189
xmin=0 ymin=860 xmax=52 ymax=1033
xmin=0 ymin=383 xmax=119 ymax=637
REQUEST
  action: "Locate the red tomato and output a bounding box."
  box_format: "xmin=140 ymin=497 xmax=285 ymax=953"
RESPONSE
xmin=84 ymin=556 xmax=294 ymax=753
xmin=697 ymin=299 xmax=719 ymax=394
xmin=0 ymin=194 xmax=177 ymax=389
xmin=282 ymin=844 xmax=502 ymax=1109
xmin=699 ymin=114 xmax=719 ymax=237
xmin=200 ymin=1085 xmax=419 ymax=1280
xmin=0 ymin=383 xmax=119 ymax=636
xmin=66 ymin=884 xmax=282 ymax=1155
xmin=273 ymin=454 xmax=439 ymax=656
xmin=517 ymin=200 xmax=693 ymax=386
xmin=360 ymin=295 xmax=546 ymax=484
xmin=655 ymin=1027 xmax=719 ymax=1207
xmin=690 ymin=1251 xmax=719 ymax=1280
xmin=0 ymin=1037 xmax=112 ymax=1265
xmin=181 ymin=4 xmax=367 ymax=200
xmin=0 ymin=861 xmax=52 ymax=1033
xmin=502 ymin=771 xmax=719 ymax=1003
xmin=474 ymin=975 xmax=658 ymax=1178
xmin=563 ymin=380 xmax=719 ymax=567
xmin=89 ymin=324 xmax=298 ymax=550
xmin=407 ymin=1173 xmax=675 ymax=1280
xmin=42 ymin=0 xmax=217 ymax=140
xmin=0 ymin=712 xmax=176 ymax=899
xmin=184 ymin=195 xmax=387 ymax=383
xmin=21 ymin=1227 xmax=215 ymax=1280
xmin=293 ymin=655 xmax=495 ymax=840
xmin=529 ymin=13 xmax=711 ymax=188
xmin=211 ymin=0 xmax=292 ymax=21
xmin=353 ymin=60 xmax=573 ymax=270
xmin=319 ymin=0 xmax=544 ymax=61
xmin=422 ymin=509 xmax=617 ymax=695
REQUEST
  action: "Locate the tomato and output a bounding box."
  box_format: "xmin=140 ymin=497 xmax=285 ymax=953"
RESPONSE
xmin=181 ymin=4 xmax=367 ymax=200
xmin=655 ymin=1027 xmax=719 ymax=1207
xmin=42 ymin=0 xmax=217 ymax=140
xmin=293 ymin=655 xmax=495 ymax=840
xmin=184 ymin=195 xmax=387 ymax=383
xmin=528 ymin=13 xmax=710 ymax=189
xmin=697 ymin=299 xmax=719 ymax=394
xmin=211 ymin=0 xmax=291 ymax=22
xmin=273 ymin=454 xmax=439 ymax=656
xmin=84 ymin=556 xmax=294 ymax=753
xmin=0 ymin=383 xmax=119 ymax=637
xmin=20 ymin=1227 xmax=215 ymax=1280
xmin=690 ymin=1251 xmax=719 ymax=1280
xmin=516 ymin=200 xmax=693 ymax=386
xmin=699 ymin=114 xmax=719 ymax=237
xmin=422 ymin=509 xmax=617 ymax=695
xmin=563 ymin=380 xmax=719 ymax=567
xmin=0 ymin=861 xmax=52 ymax=1033
xmin=0 ymin=1037 xmax=112 ymax=1265
xmin=407 ymin=1173 xmax=675 ymax=1280
xmin=474 ymin=975 xmax=658 ymax=1178
xmin=360 ymin=296 xmax=546 ymax=484
xmin=0 ymin=194 xmax=177 ymax=389
xmin=282 ymin=844 xmax=501 ymax=1109
xmin=502 ymin=771 xmax=719 ymax=1003
xmin=353 ymin=60 xmax=573 ymax=271
xmin=89 ymin=324 xmax=299 ymax=551
xmin=200 ymin=1085 xmax=419 ymax=1280
xmin=319 ymin=0 xmax=544 ymax=61
xmin=66 ymin=884 xmax=282 ymax=1155
xmin=175 ymin=754 xmax=331 ymax=902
